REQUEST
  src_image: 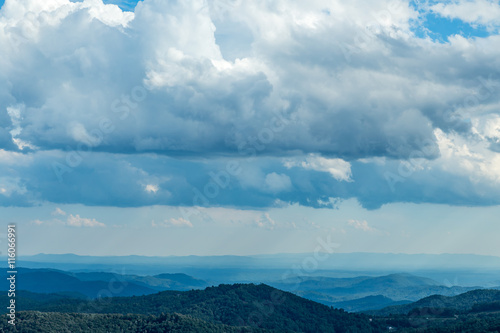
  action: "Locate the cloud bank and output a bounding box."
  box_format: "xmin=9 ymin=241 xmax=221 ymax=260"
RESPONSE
xmin=1 ymin=0 xmax=500 ymax=210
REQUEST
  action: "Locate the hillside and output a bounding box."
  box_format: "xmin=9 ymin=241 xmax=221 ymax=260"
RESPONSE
xmin=73 ymin=271 xmax=208 ymax=290
xmin=368 ymin=289 xmax=500 ymax=316
xmin=4 ymin=268 xmax=483 ymax=313
xmin=4 ymin=288 xmax=500 ymax=332
xmin=0 ymin=268 xmax=208 ymax=298
xmin=277 ymin=273 xmax=441 ymax=289
xmin=7 ymin=283 xmax=386 ymax=332
xmin=333 ymin=295 xmax=411 ymax=312
xmin=0 ymin=311 xmax=273 ymax=333
xmin=270 ymin=273 xmax=476 ymax=311
xmin=0 ymin=268 xmax=157 ymax=298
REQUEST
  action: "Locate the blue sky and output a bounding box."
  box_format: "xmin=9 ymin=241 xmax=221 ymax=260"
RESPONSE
xmin=414 ymin=13 xmax=490 ymax=41
xmin=409 ymin=0 xmax=494 ymax=41
xmin=1 ymin=0 xmax=500 ymax=256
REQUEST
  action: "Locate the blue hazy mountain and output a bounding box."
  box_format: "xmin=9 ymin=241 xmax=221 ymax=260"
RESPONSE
xmin=367 ymin=289 xmax=500 ymax=316
xmin=9 ymin=252 xmax=500 ymax=287
xmin=269 ymin=273 xmax=481 ymax=312
xmin=16 ymin=252 xmax=500 ymax=271
xmin=332 ymin=295 xmax=411 ymax=312
xmin=1 ymin=268 xmax=157 ymax=298
xmin=0 ymin=268 xmax=209 ymax=298
xmin=5 ymin=252 xmax=500 ymax=313
xmin=4 ymin=265 xmax=494 ymax=312
xmin=73 ymin=271 xmax=208 ymax=290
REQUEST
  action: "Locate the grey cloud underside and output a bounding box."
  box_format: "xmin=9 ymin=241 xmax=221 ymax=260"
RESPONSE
xmin=2 ymin=152 xmax=500 ymax=210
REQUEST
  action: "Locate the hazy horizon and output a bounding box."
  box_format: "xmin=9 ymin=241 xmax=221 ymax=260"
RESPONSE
xmin=9 ymin=251 xmax=500 ymax=259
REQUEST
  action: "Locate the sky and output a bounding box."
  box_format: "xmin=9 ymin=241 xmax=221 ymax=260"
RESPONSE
xmin=0 ymin=0 xmax=500 ymax=257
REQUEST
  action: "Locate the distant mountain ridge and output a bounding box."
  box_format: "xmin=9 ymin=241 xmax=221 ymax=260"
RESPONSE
xmin=9 ymin=253 xmax=500 ymax=287
xmin=73 ymin=271 xmax=208 ymax=290
xmin=2 ymin=284 xmax=386 ymax=332
xmin=3 ymin=267 xmax=487 ymax=312
xmin=3 ymin=287 xmax=500 ymax=332
xmin=270 ymin=273 xmax=480 ymax=311
xmin=0 ymin=268 xmax=209 ymax=298
xmin=12 ymin=252 xmax=500 ymax=270
xmin=333 ymin=295 xmax=411 ymax=312
xmin=367 ymin=289 xmax=500 ymax=316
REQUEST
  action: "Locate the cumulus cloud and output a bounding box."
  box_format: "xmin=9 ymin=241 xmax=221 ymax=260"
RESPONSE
xmin=0 ymin=0 xmax=481 ymax=160
xmin=348 ymin=219 xmax=374 ymax=232
xmin=434 ymin=128 xmax=500 ymax=184
xmin=66 ymin=214 xmax=105 ymax=227
xmin=3 ymin=141 xmax=500 ymax=210
xmin=284 ymin=154 xmax=352 ymax=182
xmin=0 ymin=177 xmax=27 ymax=197
xmin=153 ymin=217 xmax=194 ymax=228
xmin=51 ymin=207 xmax=66 ymax=216
xmin=0 ymin=0 xmax=500 ymax=211
xmin=255 ymin=213 xmax=276 ymax=230
xmin=264 ymin=172 xmax=292 ymax=192
xmin=429 ymin=0 xmax=500 ymax=31
xmin=145 ymin=184 xmax=159 ymax=194
xmin=28 ymin=210 xmax=105 ymax=227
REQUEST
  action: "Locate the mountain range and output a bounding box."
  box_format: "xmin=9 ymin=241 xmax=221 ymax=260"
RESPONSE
xmin=269 ymin=273 xmax=484 ymax=311
xmin=0 ymin=268 xmax=209 ymax=299
xmin=367 ymin=289 xmax=500 ymax=316
xmin=8 ymin=252 xmax=500 ymax=287
xmin=3 ymin=284 xmax=500 ymax=332
xmin=5 ymin=267 xmax=498 ymax=312
xmin=14 ymin=252 xmax=500 ymax=271
xmin=2 ymin=284 xmax=384 ymax=332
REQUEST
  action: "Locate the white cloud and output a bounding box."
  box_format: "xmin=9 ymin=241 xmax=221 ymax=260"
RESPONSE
xmin=432 ymin=126 xmax=500 ymax=184
xmin=284 ymin=154 xmax=352 ymax=182
xmin=0 ymin=177 xmax=27 ymax=197
xmin=348 ymin=219 xmax=374 ymax=232
xmin=145 ymin=184 xmax=159 ymax=194
xmin=67 ymin=214 xmax=105 ymax=227
xmin=168 ymin=217 xmax=193 ymax=228
xmin=264 ymin=172 xmax=292 ymax=192
xmin=153 ymin=217 xmax=193 ymax=228
xmin=28 ymin=212 xmax=105 ymax=227
xmin=429 ymin=0 xmax=500 ymax=30
xmin=479 ymin=115 xmax=500 ymax=143
xmin=6 ymin=105 xmax=24 ymax=147
xmin=255 ymin=213 xmax=276 ymax=230
xmin=0 ymin=0 xmax=448 ymax=160
xmin=0 ymin=0 xmax=499 ymax=210
xmin=84 ymin=0 xmax=135 ymax=27
xmin=51 ymin=207 xmax=66 ymax=216
xmin=317 ymin=197 xmax=341 ymax=209
xmin=0 ymin=150 xmax=33 ymax=165
xmin=0 ymin=0 xmax=134 ymax=32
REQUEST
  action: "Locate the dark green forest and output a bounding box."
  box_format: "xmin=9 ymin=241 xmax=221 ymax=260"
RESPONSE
xmin=2 ymin=284 xmax=500 ymax=332
xmin=3 ymin=284 xmax=384 ymax=332
xmin=0 ymin=311 xmax=272 ymax=333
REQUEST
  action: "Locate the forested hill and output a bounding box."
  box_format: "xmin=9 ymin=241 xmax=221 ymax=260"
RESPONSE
xmin=3 ymin=285 xmax=500 ymax=332
xmin=8 ymin=283 xmax=386 ymax=333
xmin=368 ymin=289 xmax=500 ymax=316
xmin=0 ymin=312 xmax=275 ymax=333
